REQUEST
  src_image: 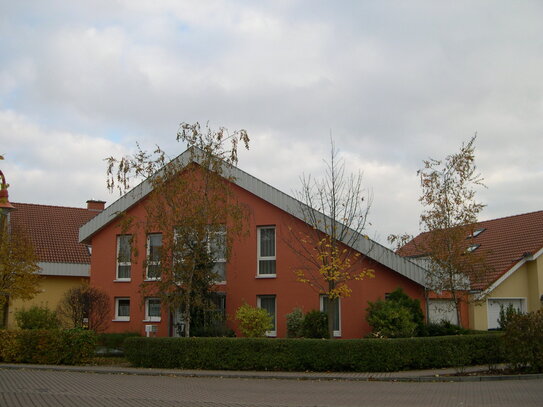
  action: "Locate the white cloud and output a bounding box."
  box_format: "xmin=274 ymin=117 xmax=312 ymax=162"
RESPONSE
xmin=1 ymin=1 xmax=543 ymax=245
xmin=0 ymin=110 xmax=125 ymax=207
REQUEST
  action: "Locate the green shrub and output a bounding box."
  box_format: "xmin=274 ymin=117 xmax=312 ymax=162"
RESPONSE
xmin=286 ymin=308 xmax=304 ymax=338
xmin=366 ymin=300 xmax=417 ymax=338
xmin=15 ymin=306 xmax=60 ymax=330
xmin=425 ymin=321 xmax=469 ymax=337
xmin=386 ymin=288 xmax=425 ymax=334
xmin=124 ymin=334 xmax=504 ymax=372
xmin=498 ymin=304 xmax=523 ymax=330
xmin=504 ymin=310 xmax=543 ymax=372
xmin=235 ymin=303 xmax=273 ymax=337
xmin=302 ymin=310 xmax=329 ymax=338
xmin=0 ymin=329 xmax=96 ymax=364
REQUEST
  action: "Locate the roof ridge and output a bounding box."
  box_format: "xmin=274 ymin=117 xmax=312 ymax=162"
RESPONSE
xmin=12 ymin=202 xmax=94 ymax=212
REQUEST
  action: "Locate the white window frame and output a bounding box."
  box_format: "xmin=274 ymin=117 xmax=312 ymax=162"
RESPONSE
xmin=145 ymin=233 xmax=162 ymax=281
xmin=257 ymin=226 xmax=276 ymax=277
xmin=144 ymin=298 xmax=161 ymax=322
xmin=114 ymin=298 xmax=130 ymax=322
xmin=257 ymin=295 xmax=277 ymax=337
xmin=173 ymin=226 xmax=227 ymax=284
xmin=320 ymin=295 xmax=341 ymax=337
xmin=209 ymin=228 xmax=227 ymax=284
xmin=115 ymin=235 xmax=132 ymax=281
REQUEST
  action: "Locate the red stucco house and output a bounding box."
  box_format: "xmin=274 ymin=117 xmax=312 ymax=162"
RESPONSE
xmin=79 ymin=149 xmax=429 ymax=338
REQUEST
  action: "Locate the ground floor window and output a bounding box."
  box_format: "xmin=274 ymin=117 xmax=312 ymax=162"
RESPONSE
xmin=257 ymin=295 xmax=276 ymax=337
xmin=114 ymin=298 xmax=130 ymax=321
xmin=320 ymin=295 xmax=341 ymax=337
xmin=145 ymin=298 xmax=161 ymax=322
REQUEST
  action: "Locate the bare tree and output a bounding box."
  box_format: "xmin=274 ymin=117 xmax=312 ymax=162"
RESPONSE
xmin=289 ymin=139 xmax=374 ymax=337
xmin=57 ymin=285 xmax=111 ymax=332
xmin=392 ymin=136 xmax=489 ymax=327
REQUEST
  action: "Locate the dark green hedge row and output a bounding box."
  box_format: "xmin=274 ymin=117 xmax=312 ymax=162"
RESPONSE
xmin=97 ymin=332 xmax=140 ymax=351
xmin=0 ymin=329 xmax=96 ymax=365
xmin=125 ymin=334 xmax=504 ymax=372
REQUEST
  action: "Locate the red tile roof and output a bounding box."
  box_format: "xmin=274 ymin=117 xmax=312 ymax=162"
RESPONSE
xmin=400 ymin=210 xmax=543 ymax=290
xmin=10 ymin=202 xmax=100 ymax=264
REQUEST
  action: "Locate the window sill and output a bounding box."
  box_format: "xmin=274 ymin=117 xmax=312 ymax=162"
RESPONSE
xmin=114 ymin=279 xmax=131 ymax=283
xmin=333 ymin=332 xmax=341 ymax=338
xmin=143 ymin=319 xmax=161 ymax=323
xmin=112 ymin=318 xmax=130 ymax=322
xmin=256 ymin=274 xmax=276 ymax=279
xmin=265 ymin=332 xmax=277 ymax=337
xmin=214 ymin=281 xmax=226 ymax=285
xmin=144 ymin=278 xmax=161 ymax=282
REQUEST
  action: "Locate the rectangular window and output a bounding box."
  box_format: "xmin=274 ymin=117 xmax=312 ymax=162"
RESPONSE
xmin=257 ymin=226 xmax=276 ymax=276
xmin=209 ymin=227 xmax=227 ymax=283
xmin=257 ymin=295 xmax=277 ymax=337
xmin=320 ymin=295 xmax=341 ymax=337
xmin=146 ymin=233 xmax=162 ymax=280
xmin=173 ymin=226 xmax=227 ymax=283
xmin=116 ymin=235 xmax=132 ymax=280
xmin=114 ymin=298 xmax=130 ymax=321
xmin=145 ymin=298 xmax=161 ymax=322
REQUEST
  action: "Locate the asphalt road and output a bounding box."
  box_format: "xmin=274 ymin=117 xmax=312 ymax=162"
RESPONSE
xmin=1 ymin=368 xmax=542 ymax=407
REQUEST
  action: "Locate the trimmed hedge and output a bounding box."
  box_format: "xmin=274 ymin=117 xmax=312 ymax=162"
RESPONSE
xmin=0 ymin=329 xmax=96 ymax=365
xmin=125 ymin=334 xmax=504 ymax=372
xmin=97 ymin=332 xmax=140 ymax=351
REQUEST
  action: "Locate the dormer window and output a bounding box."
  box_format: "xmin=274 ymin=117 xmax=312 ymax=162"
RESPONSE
xmin=466 ymin=244 xmax=480 ymax=253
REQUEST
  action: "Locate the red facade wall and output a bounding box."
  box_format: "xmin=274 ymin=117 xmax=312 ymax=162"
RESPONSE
xmin=89 ymin=181 xmax=427 ymax=338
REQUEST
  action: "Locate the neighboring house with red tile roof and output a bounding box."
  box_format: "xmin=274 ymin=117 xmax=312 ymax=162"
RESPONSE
xmin=400 ymin=210 xmax=543 ymax=330
xmin=5 ymin=200 xmax=103 ymax=328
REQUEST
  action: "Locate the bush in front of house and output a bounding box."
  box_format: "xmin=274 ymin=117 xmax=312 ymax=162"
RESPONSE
xmin=14 ymin=306 xmax=61 ymax=330
xmin=498 ymin=304 xmax=523 ymax=330
xmin=504 ymin=310 xmax=543 ymax=372
xmin=286 ymin=308 xmax=304 ymax=338
xmin=366 ymin=299 xmax=417 ymax=338
xmin=301 ymin=310 xmax=329 ymax=339
xmin=0 ymin=329 xmax=96 ymax=365
xmin=424 ymin=320 xmax=470 ymax=337
xmin=235 ymin=303 xmax=273 ymax=337
xmin=124 ymin=333 xmax=504 ymax=372
xmin=366 ymin=288 xmax=428 ymax=338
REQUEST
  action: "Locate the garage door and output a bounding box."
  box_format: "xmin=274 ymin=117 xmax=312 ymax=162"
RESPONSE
xmin=428 ymin=300 xmax=458 ymax=325
xmin=487 ymin=298 xmax=524 ymax=330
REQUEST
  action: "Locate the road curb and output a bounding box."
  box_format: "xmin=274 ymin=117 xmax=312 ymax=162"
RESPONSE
xmin=1 ymin=363 xmax=543 ymax=383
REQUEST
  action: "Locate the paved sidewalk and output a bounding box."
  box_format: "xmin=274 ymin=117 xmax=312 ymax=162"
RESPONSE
xmin=1 ymin=362 xmax=541 ymax=382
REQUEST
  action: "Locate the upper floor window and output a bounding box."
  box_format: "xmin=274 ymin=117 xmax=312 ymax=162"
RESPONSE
xmin=257 ymin=226 xmax=276 ymax=276
xmin=320 ymin=295 xmax=341 ymax=337
xmin=257 ymin=295 xmax=276 ymax=337
xmin=146 ymin=233 xmax=162 ymax=280
xmin=209 ymin=227 xmax=227 ymax=283
xmin=116 ymin=235 xmax=132 ymax=280
xmin=173 ymin=225 xmax=227 ymax=283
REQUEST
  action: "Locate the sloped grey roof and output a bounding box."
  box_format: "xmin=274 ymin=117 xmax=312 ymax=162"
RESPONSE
xmin=79 ymin=149 xmax=428 ymax=286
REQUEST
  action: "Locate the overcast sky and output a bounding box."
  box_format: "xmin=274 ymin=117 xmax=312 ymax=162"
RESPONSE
xmin=1 ymin=1 xmax=543 ymax=246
